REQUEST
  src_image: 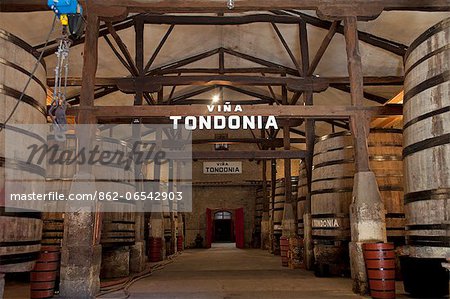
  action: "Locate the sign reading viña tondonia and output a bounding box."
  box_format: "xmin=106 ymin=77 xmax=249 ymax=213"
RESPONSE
xmin=170 ymin=103 xmax=278 ymax=130
xmin=203 ymin=161 xmax=242 ymax=174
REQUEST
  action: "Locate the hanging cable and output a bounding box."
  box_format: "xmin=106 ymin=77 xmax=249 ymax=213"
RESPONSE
xmin=48 ymin=18 xmax=72 ymax=142
xmin=0 ymin=15 xmax=57 ymax=133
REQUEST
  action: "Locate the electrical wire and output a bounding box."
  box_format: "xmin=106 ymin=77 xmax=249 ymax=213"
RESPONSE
xmin=0 ymin=15 xmax=57 ymax=132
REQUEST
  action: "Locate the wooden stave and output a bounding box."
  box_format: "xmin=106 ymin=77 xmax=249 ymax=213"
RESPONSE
xmin=403 ymin=18 xmax=450 ymax=256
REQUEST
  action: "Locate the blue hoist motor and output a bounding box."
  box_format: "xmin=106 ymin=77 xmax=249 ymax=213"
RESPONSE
xmin=47 ymin=0 xmax=84 ymax=141
xmin=48 ymin=0 xmax=84 ymax=39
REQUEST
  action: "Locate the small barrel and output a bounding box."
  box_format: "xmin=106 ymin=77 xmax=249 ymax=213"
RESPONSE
xmin=363 ymin=243 xmax=396 ymax=299
xmin=312 ymin=129 xmax=404 ymax=276
xmin=402 ymin=17 xmax=450 ymax=297
xmin=177 ymin=235 xmax=183 ymax=252
xmin=280 ymin=236 xmax=289 ymax=267
xmin=149 ymin=237 xmax=163 ymax=262
xmin=30 ymin=246 xmax=60 ymax=299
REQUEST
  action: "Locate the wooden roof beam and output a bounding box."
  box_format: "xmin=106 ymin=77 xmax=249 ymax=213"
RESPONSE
xmin=68 ymin=104 xmax=403 ymax=119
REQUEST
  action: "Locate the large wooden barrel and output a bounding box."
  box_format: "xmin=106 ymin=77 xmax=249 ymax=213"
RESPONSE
xmin=402 ymin=18 xmax=450 ymax=297
xmin=44 ymin=135 xmax=137 ymax=248
xmin=273 ymin=177 xmax=298 ymax=237
xmin=297 ymin=163 xmax=307 ymax=238
xmin=311 ymin=129 xmax=404 ymax=276
xmin=0 ymin=30 xmax=47 ymax=273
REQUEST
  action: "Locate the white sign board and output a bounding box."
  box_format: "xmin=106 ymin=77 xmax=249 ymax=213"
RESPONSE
xmin=203 ymin=161 xmax=242 ymax=174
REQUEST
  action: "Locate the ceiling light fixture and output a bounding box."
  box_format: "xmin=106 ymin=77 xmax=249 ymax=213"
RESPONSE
xmin=212 ymin=94 xmax=220 ymax=103
xmin=227 ymin=0 xmax=235 ymax=10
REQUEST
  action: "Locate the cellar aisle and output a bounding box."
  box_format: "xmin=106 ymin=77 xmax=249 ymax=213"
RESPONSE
xmin=122 ymin=246 xmax=364 ymax=299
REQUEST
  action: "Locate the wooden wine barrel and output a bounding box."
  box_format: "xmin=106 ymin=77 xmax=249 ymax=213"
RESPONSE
xmin=403 ymin=17 xmax=450 ymax=258
xmin=402 ymin=18 xmax=450 ymax=297
xmin=44 ymin=135 xmax=137 ymax=248
xmin=311 ymin=129 xmax=404 ymax=275
xmin=272 ymin=177 xmax=299 ymax=236
xmin=0 ymin=30 xmax=47 ymax=273
xmin=273 ymin=179 xmax=285 ymax=237
xmin=297 ymin=163 xmax=307 ymax=238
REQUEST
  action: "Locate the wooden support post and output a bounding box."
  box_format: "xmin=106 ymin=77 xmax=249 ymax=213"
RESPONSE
xmin=299 ymin=18 xmax=315 ymax=270
xmin=282 ymin=125 xmax=296 ymax=238
xmin=344 ymin=16 xmax=387 ymax=295
xmin=60 ymin=11 xmax=101 ymax=299
xmin=150 ymin=128 xmax=165 ymax=260
xmin=261 ymin=130 xmax=270 ymax=250
xmin=134 ymin=17 xmax=144 ymax=105
xmin=130 ymin=18 xmax=146 ymax=272
xmin=168 ymin=160 xmax=177 ymax=254
xmin=270 ymin=157 xmax=277 ymax=254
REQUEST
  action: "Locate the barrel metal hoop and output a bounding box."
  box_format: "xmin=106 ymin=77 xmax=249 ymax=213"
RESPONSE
xmin=313 ymin=155 xmax=402 ymax=170
xmin=0 ymin=156 xmax=46 ymax=177
xmin=406 ymin=224 xmax=450 ymax=231
xmin=313 ymin=143 xmax=403 ymax=158
xmin=311 ymin=174 xmax=403 ymax=185
xmin=406 ymin=236 xmax=450 ymax=247
xmin=403 ymin=71 xmax=450 ymax=104
xmin=385 ymin=213 xmax=406 ymax=219
xmin=405 ymin=44 xmax=450 ymax=77
xmin=403 ymin=106 xmax=450 ymax=130
xmin=405 ymin=17 xmax=450 ymax=61
xmin=0 ymin=207 xmax=42 ymax=218
xmin=312 ymin=235 xmax=350 ymax=241
xmin=403 ymin=133 xmax=450 ymax=158
xmin=311 ymin=213 xmax=348 ymax=219
xmin=404 ymin=188 xmax=450 ymax=204
xmin=0 ymin=251 xmax=40 ymax=265
xmin=0 ymin=30 xmax=46 ymax=69
xmin=0 ymin=58 xmax=47 ymax=93
xmin=0 ymin=123 xmax=47 ymax=144
xmin=311 ymin=188 xmax=353 ymax=195
xmin=0 ymin=84 xmax=47 ymax=116
xmin=315 ymin=129 xmax=403 ymax=144
xmin=0 ymin=240 xmax=41 ymax=247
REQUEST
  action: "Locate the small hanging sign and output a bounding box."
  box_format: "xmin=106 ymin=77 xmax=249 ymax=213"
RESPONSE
xmin=203 ymin=161 xmax=242 ymax=174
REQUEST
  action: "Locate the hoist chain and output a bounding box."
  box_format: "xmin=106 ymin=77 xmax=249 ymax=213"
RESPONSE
xmin=49 ymin=26 xmax=72 ymax=142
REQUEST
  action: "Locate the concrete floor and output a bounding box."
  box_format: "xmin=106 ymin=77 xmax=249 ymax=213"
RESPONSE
xmin=120 ymin=244 xmax=365 ymax=299
xmin=4 ymin=244 xmax=413 ymax=299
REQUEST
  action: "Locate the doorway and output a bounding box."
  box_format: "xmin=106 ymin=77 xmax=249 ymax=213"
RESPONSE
xmin=206 ymin=208 xmax=245 ymax=248
xmin=213 ymin=211 xmax=233 ymax=242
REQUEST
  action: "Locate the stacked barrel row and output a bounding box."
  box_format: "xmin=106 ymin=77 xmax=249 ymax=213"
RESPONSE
xmin=44 ymin=135 xmax=137 ymax=279
xmin=252 ymin=188 xmax=264 ymax=248
xmin=0 ymin=30 xmax=47 ymax=275
xmin=402 ymin=17 xmax=449 ymax=297
xmin=269 ymin=177 xmax=298 ymax=255
xmin=310 ymin=129 xmax=404 ymax=276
